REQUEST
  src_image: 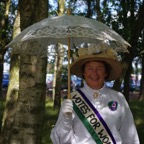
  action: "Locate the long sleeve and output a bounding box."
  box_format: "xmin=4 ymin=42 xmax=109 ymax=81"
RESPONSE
xmin=50 ymin=105 xmax=74 ymax=144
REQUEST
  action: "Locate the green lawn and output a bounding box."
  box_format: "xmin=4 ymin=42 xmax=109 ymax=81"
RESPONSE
xmin=0 ymin=97 xmax=144 ymax=144
xmin=42 ymin=98 xmax=59 ymax=144
xmin=129 ymin=100 xmax=144 ymax=144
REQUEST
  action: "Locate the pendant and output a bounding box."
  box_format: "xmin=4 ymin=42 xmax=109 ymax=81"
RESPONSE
xmin=93 ymin=92 xmax=98 ymax=99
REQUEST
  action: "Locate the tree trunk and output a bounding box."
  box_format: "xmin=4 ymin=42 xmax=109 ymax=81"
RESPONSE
xmin=17 ymin=0 xmax=48 ymax=143
xmin=0 ymin=5 xmax=20 ymax=144
xmin=139 ymin=55 xmax=144 ymax=101
xmin=53 ymin=44 xmax=64 ymax=110
xmin=52 ymin=47 xmax=58 ymax=101
xmin=95 ymin=0 xmax=103 ymax=21
xmin=52 ymin=0 xmax=65 ymax=110
xmin=0 ymin=57 xmax=4 ymax=98
xmin=9 ymin=51 xmax=47 ymax=144
xmin=85 ymin=0 xmax=93 ymax=18
xmin=123 ymin=58 xmax=133 ymax=102
xmin=1 ymin=54 xmax=20 ymax=144
xmin=113 ymin=54 xmax=131 ymax=91
xmin=0 ymin=0 xmax=10 ymax=98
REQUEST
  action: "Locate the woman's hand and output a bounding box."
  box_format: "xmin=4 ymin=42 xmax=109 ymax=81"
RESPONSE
xmin=61 ymin=99 xmax=73 ymax=118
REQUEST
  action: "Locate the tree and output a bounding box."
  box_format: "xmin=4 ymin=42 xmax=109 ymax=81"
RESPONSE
xmin=1 ymin=0 xmax=48 ymax=143
xmin=139 ymin=31 xmax=144 ymax=100
xmin=120 ymin=0 xmax=144 ymax=101
xmin=98 ymin=0 xmax=144 ymax=102
xmin=52 ymin=0 xmax=65 ymax=110
xmin=53 ymin=44 xmax=64 ymax=110
xmin=0 ymin=0 xmax=11 ymax=98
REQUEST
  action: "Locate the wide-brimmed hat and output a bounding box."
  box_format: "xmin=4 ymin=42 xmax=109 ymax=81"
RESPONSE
xmin=70 ymin=47 xmax=122 ymax=81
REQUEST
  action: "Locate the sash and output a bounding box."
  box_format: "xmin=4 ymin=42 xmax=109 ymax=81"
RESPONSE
xmin=71 ymin=89 xmax=116 ymax=144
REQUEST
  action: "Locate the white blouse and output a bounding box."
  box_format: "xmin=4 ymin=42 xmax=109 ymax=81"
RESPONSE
xmin=50 ymin=83 xmax=140 ymax=144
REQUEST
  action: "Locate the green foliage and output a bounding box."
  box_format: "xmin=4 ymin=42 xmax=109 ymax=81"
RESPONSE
xmin=0 ymin=0 xmax=17 ymax=49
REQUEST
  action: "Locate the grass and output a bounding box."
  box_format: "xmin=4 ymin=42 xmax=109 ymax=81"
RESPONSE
xmin=0 ymin=97 xmax=144 ymax=144
xmin=42 ymin=97 xmax=59 ymax=144
xmin=129 ymin=100 xmax=144 ymax=144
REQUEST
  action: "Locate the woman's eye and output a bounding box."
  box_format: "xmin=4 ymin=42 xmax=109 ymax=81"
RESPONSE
xmin=97 ymin=68 xmax=102 ymax=70
xmin=87 ymin=68 xmax=93 ymax=71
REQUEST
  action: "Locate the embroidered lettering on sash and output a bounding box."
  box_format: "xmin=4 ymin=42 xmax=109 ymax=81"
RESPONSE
xmin=73 ymin=94 xmax=90 ymax=114
xmin=71 ymin=90 xmax=116 ymax=144
xmin=86 ymin=114 xmax=100 ymax=130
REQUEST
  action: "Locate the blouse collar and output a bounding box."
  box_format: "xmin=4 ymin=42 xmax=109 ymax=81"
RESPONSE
xmin=84 ymin=82 xmax=106 ymax=97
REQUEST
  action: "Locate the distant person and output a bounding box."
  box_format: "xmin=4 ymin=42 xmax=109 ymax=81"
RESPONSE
xmin=50 ymin=47 xmax=140 ymax=144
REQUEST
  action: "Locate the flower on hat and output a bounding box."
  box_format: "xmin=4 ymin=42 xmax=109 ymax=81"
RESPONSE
xmin=73 ymin=43 xmax=121 ymax=61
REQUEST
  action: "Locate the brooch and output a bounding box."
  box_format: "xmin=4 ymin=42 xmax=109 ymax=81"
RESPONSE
xmin=108 ymin=101 xmax=118 ymax=111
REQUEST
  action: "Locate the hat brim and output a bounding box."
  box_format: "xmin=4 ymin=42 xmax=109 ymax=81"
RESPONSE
xmin=70 ymin=55 xmax=122 ymax=81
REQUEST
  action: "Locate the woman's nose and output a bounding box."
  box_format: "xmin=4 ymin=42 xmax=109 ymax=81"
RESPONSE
xmin=93 ymin=69 xmax=98 ymax=75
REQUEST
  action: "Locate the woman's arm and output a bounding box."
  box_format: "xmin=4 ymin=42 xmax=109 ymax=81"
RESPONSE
xmin=50 ymin=99 xmax=74 ymax=144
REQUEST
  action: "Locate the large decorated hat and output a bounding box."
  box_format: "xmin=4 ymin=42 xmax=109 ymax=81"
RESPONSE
xmin=70 ymin=45 xmax=122 ymax=81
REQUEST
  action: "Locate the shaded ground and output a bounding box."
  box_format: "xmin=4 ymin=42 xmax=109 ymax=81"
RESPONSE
xmin=129 ymin=91 xmax=140 ymax=100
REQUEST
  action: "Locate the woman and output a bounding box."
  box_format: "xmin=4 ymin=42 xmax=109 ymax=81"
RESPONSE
xmin=50 ymin=47 xmax=140 ymax=144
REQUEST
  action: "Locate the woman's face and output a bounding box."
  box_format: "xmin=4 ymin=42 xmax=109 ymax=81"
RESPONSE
xmin=83 ymin=61 xmax=108 ymax=90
